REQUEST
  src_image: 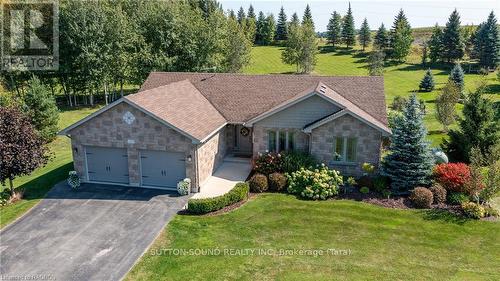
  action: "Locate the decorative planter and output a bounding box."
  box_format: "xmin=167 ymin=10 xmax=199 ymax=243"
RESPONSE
xmin=67 ymin=171 xmax=81 ymax=189
xmin=177 ymin=178 xmax=191 ymax=195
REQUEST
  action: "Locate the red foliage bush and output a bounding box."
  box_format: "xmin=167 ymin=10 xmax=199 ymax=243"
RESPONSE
xmin=252 ymin=152 xmax=283 ymax=175
xmin=433 ymin=163 xmax=471 ymax=193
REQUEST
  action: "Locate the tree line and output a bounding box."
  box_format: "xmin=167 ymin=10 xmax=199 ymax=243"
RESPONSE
xmin=1 ymin=0 xmax=253 ymax=107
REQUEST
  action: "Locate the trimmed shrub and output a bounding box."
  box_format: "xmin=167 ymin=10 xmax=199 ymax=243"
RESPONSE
xmin=429 ymin=183 xmax=447 ymax=204
xmin=433 ymin=163 xmax=471 ymax=193
xmin=360 ymin=186 xmax=370 ymax=194
xmin=249 ymin=173 xmax=268 ymax=193
xmin=268 ymin=172 xmax=287 ymax=191
xmin=461 ymin=202 xmax=485 ymax=219
xmin=187 ymin=182 xmax=249 ymax=214
xmin=252 ymin=152 xmax=283 ymax=175
xmin=409 ymin=187 xmax=433 ymax=209
xmin=447 ymin=191 xmax=470 ymax=205
xmin=287 ymin=164 xmax=343 ymax=200
xmin=281 ymin=151 xmax=317 ymax=173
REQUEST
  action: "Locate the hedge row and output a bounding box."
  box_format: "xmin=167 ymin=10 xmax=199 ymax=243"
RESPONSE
xmin=187 ymin=182 xmax=249 ymax=214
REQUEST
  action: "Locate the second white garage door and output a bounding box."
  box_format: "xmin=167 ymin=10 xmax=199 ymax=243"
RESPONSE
xmin=140 ymin=150 xmax=186 ymax=189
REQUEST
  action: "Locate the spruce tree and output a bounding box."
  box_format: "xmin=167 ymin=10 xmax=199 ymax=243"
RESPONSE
xmin=262 ymin=14 xmax=276 ymax=45
xmin=229 ymin=9 xmax=236 ymax=20
xmin=382 ymin=94 xmax=434 ymax=193
xmin=358 ymin=18 xmax=371 ymax=51
xmin=275 ymin=6 xmax=288 ymax=41
xmin=247 ymin=5 xmax=256 ymax=20
xmin=449 ymin=63 xmax=465 ymax=93
xmin=341 ymin=3 xmax=355 ymax=48
xmin=302 ymin=4 xmax=314 ymax=27
xmin=256 ymin=11 xmax=266 ymax=44
xmin=290 ymin=12 xmax=299 ymax=26
xmin=237 ymin=7 xmax=246 ymax=25
xmin=443 ymin=87 xmax=499 ymax=162
xmin=428 ymin=24 xmax=444 ymax=63
xmin=23 ymin=76 xmax=60 ymax=143
xmin=442 ymin=9 xmax=464 ymax=62
xmin=374 ymin=23 xmax=389 ymax=50
xmin=390 ymin=9 xmax=413 ymax=62
xmin=419 ymin=69 xmax=435 ymax=92
xmin=474 ymin=11 xmax=500 ymax=69
xmin=326 ymin=12 xmax=342 ymax=48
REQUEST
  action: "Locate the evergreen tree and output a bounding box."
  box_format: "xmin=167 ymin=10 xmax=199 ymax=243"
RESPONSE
xmin=419 ymin=69 xmax=435 ymax=92
xmin=358 ymin=18 xmax=371 ymax=51
xmin=449 ymin=63 xmax=465 ymax=93
xmin=247 ymin=5 xmax=256 ymax=20
xmin=302 ymin=4 xmax=314 ymax=27
xmin=261 ymin=14 xmax=276 ymax=45
xmin=443 ymin=87 xmax=499 ymax=162
xmin=243 ymin=15 xmax=257 ymax=43
xmin=275 ymin=6 xmax=288 ymax=41
xmin=237 ymin=7 xmax=245 ymax=24
xmin=474 ymin=11 xmax=500 ymax=69
xmin=382 ymin=94 xmax=435 ymax=193
xmin=290 ymin=12 xmax=300 ymax=26
xmin=390 ymin=9 xmax=413 ymax=62
xmin=436 ymin=81 xmax=460 ymax=131
xmin=368 ymin=50 xmax=385 ymax=76
xmin=23 ymin=76 xmax=60 ymax=143
xmin=428 ymin=24 xmax=444 ymax=63
xmin=229 ymin=9 xmax=236 ymax=20
xmin=374 ymin=23 xmax=389 ymax=50
xmin=256 ymin=11 xmax=266 ymax=44
xmin=341 ymin=3 xmax=355 ymax=48
xmin=326 ymin=11 xmax=342 ymax=48
xmin=442 ymin=9 xmax=464 ymax=62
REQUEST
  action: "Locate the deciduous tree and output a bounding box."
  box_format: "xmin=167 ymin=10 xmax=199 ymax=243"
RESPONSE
xmin=0 ymin=107 xmax=49 ymax=195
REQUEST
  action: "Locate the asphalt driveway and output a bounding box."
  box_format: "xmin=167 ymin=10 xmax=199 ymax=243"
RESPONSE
xmin=0 ymin=182 xmax=189 ymax=281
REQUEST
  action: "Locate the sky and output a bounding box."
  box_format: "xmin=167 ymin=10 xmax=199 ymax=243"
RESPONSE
xmin=219 ymin=0 xmax=499 ymax=32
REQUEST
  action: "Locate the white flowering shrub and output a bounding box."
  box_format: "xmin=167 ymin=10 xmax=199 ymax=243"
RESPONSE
xmin=287 ymin=164 xmax=343 ymax=200
xmin=177 ymin=178 xmax=191 ymax=195
xmin=67 ymin=171 xmax=80 ymax=189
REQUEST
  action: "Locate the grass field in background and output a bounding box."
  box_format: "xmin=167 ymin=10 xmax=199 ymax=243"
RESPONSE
xmin=244 ymin=44 xmax=499 ymax=146
xmin=126 ymin=194 xmax=500 ymax=281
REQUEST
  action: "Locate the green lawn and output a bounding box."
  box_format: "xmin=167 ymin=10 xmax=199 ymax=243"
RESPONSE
xmin=0 ymin=106 xmax=100 ymax=228
xmin=244 ymin=44 xmax=500 ymax=146
xmin=126 ymin=194 xmax=500 ymax=281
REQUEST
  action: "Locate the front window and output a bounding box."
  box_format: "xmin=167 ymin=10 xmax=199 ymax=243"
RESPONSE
xmin=268 ymin=130 xmax=276 ymax=152
xmin=333 ymin=137 xmax=357 ymax=162
xmin=267 ymin=130 xmax=296 ymax=152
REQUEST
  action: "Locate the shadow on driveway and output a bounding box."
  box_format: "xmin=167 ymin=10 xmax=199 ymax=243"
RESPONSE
xmin=0 ymin=182 xmax=190 ymax=281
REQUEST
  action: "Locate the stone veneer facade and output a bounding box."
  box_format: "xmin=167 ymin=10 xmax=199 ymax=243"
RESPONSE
xmin=196 ymin=126 xmax=228 ymax=185
xmin=310 ymin=114 xmax=382 ymax=176
xmin=68 ymin=102 xmax=198 ymax=192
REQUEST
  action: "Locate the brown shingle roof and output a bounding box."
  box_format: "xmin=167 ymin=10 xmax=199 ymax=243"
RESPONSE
xmin=139 ymin=72 xmax=388 ymax=125
xmin=126 ymin=79 xmax=226 ymax=141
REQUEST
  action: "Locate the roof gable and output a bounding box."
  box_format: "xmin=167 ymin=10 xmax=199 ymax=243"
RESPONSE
xmin=140 ymin=72 xmax=388 ymax=125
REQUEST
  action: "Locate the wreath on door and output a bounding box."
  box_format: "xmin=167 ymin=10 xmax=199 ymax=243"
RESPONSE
xmin=240 ymin=127 xmax=250 ymax=137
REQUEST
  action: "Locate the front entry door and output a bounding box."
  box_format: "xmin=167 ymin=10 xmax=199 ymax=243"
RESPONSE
xmin=235 ymin=125 xmax=252 ymax=157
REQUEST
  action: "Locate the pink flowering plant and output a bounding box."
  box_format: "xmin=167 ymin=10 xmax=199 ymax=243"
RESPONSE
xmin=252 ymin=152 xmax=284 ymax=175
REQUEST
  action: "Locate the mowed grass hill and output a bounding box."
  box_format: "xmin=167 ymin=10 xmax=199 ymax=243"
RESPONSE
xmin=243 ymin=41 xmax=499 ymax=146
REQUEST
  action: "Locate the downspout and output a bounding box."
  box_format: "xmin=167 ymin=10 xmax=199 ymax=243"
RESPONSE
xmin=193 ymin=144 xmax=200 ymax=193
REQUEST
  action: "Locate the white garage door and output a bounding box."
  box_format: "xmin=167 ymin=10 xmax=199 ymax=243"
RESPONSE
xmin=140 ymin=150 xmax=186 ymax=189
xmin=85 ymin=146 xmax=129 ymax=184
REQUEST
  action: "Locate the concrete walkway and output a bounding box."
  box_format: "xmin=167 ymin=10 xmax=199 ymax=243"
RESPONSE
xmin=0 ymin=182 xmax=189 ymax=281
xmin=193 ymin=157 xmax=252 ymax=199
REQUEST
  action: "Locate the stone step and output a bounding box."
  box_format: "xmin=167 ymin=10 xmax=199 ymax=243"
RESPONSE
xmin=224 ymin=156 xmax=251 ymax=164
